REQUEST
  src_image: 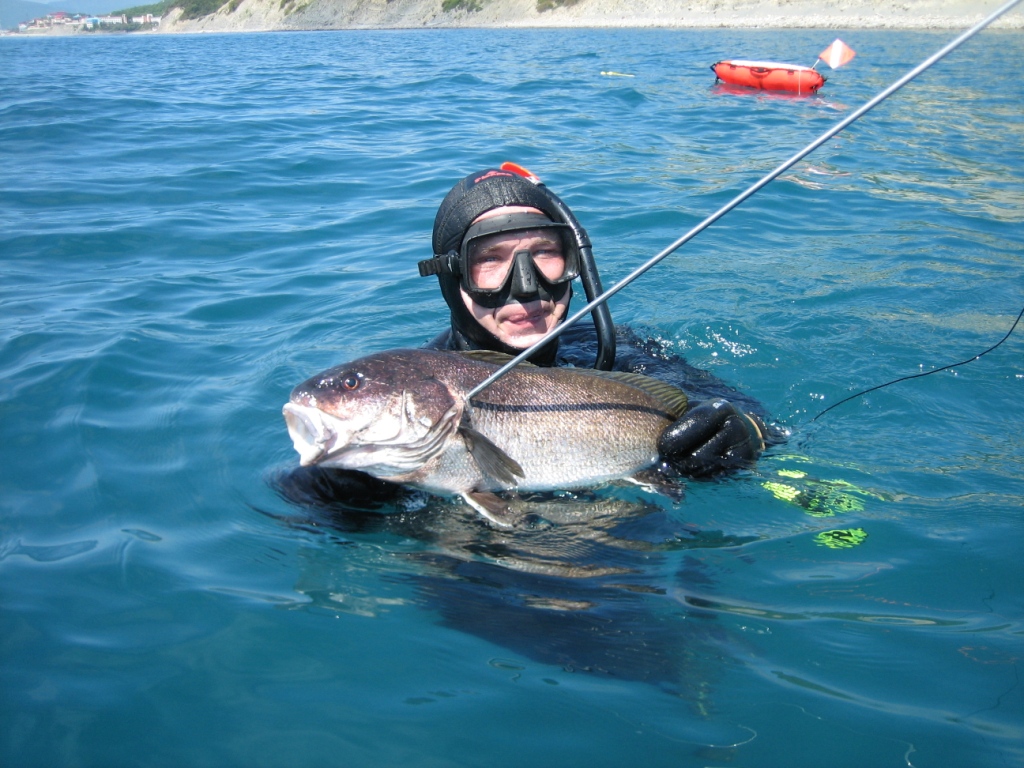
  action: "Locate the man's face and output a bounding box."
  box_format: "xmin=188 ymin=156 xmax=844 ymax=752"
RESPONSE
xmin=459 ymin=206 xmax=571 ymax=349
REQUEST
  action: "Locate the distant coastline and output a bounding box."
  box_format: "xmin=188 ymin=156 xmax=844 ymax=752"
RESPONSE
xmin=7 ymin=0 xmax=1022 ymax=36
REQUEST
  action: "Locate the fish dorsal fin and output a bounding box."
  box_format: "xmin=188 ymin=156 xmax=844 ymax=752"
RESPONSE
xmin=579 ymin=370 xmax=689 ymax=419
xmin=456 ymin=349 xmax=537 ymax=367
xmin=458 ymin=414 xmax=525 ymax=486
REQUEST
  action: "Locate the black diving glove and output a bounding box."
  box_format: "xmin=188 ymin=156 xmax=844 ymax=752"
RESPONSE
xmin=658 ymin=399 xmax=766 ymax=477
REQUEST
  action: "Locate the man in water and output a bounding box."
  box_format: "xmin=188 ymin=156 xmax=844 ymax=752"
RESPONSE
xmin=419 ymin=166 xmax=770 ymax=477
xmin=277 ymin=165 xmax=772 ymax=512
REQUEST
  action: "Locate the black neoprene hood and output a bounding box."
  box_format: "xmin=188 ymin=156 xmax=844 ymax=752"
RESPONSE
xmin=423 ymin=165 xmax=616 ymax=370
xmin=432 ymin=169 xmax=568 ymax=255
xmin=428 ymin=168 xmax=575 ymax=362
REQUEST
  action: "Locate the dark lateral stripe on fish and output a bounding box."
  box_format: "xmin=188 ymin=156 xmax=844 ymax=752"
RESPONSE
xmin=469 ymin=399 xmax=676 ymax=419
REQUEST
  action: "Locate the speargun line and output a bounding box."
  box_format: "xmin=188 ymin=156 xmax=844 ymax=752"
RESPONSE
xmin=810 ymin=302 xmax=1024 ymax=421
xmin=464 ymin=0 xmax=1024 ymax=401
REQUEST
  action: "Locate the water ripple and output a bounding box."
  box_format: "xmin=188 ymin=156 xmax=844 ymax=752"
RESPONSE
xmin=3 ymin=26 xmax=1023 ymax=768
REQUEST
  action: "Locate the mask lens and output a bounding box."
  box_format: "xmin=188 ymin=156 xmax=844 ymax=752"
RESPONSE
xmin=465 ymin=228 xmax=573 ymax=293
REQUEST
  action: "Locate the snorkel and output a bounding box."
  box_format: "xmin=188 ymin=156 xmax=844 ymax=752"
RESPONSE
xmin=517 ymin=164 xmax=616 ymax=371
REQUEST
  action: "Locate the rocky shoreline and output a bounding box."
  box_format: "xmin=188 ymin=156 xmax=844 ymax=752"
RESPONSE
xmin=13 ymin=0 xmax=1023 ymax=35
xmin=159 ymin=0 xmax=1022 ymax=34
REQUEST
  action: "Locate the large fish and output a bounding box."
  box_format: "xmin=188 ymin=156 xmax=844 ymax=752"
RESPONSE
xmin=282 ymin=349 xmax=688 ymax=527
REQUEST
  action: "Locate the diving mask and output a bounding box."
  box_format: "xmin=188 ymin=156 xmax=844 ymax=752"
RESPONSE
xmin=419 ymin=211 xmax=580 ymax=303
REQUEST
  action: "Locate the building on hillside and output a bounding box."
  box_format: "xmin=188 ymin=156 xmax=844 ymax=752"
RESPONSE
xmin=18 ymin=12 xmax=160 ymax=32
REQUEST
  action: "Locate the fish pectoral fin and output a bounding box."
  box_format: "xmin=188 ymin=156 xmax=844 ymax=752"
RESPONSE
xmin=462 ymin=491 xmax=523 ymax=529
xmin=458 ymin=421 xmax=524 ymax=487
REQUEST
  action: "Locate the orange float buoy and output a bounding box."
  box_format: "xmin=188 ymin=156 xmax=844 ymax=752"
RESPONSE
xmin=711 ymin=60 xmax=826 ymax=95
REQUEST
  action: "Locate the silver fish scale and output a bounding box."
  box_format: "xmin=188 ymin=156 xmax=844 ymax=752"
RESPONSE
xmin=442 ymin=362 xmax=673 ymax=493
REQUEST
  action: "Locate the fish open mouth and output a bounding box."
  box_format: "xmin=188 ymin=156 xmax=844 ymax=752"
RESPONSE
xmin=282 ymin=391 xmax=464 ymax=477
xmin=283 ymin=403 xmax=337 ymax=466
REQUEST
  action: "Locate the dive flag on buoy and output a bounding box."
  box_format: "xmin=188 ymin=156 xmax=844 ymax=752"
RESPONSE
xmin=818 ymin=39 xmax=856 ymax=69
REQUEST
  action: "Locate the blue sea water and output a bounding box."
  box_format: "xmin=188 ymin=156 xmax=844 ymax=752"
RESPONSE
xmin=2 ymin=24 xmax=1023 ymax=767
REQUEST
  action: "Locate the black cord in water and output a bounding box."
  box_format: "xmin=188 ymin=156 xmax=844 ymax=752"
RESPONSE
xmin=811 ymin=302 xmax=1024 ymax=421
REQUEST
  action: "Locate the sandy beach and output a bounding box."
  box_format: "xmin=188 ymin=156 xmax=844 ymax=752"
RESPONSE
xmin=154 ymin=0 xmax=1022 ymax=35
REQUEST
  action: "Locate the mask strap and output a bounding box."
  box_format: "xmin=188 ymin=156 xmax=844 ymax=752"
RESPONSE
xmin=418 ymin=251 xmax=459 ymax=278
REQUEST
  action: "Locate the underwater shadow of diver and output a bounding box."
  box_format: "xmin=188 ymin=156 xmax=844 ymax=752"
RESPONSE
xmin=270 ymin=465 xmax=758 ymax=701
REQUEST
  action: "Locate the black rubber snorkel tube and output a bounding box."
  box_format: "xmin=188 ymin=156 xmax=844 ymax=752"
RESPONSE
xmin=541 ymin=181 xmax=616 ymax=371
xmin=500 ymin=163 xmax=616 ymax=371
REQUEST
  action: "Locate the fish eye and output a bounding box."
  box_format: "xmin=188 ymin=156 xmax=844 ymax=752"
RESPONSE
xmin=341 ymin=373 xmax=362 ymax=391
